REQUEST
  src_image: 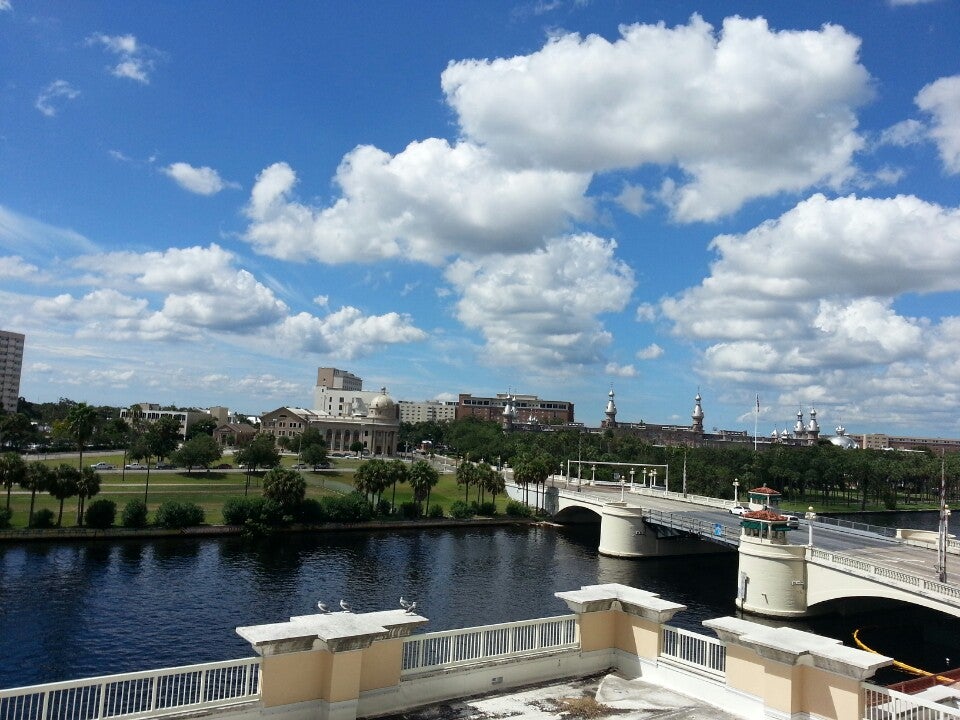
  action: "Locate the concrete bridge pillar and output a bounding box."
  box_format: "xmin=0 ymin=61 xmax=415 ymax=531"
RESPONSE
xmin=736 ymin=516 xmax=809 ymax=618
xmin=597 ymin=503 xmax=652 ymax=557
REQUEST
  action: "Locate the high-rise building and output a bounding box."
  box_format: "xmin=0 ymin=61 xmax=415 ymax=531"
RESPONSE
xmin=316 ymin=367 xmax=362 ymax=391
xmin=0 ymin=330 xmax=24 ymax=414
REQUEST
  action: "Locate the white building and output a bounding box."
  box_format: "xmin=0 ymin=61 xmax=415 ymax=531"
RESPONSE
xmin=397 ymin=400 xmax=457 ymax=424
xmin=120 ymin=403 xmax=210 ymax=439
xmin=0 ymin=330 xmax=24 ymax=414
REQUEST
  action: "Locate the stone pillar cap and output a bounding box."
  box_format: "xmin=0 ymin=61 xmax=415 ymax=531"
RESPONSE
xmin=237 ymin=609 xmax=428 ymax=656
xmin=555 ymin=583 xmax=686 ymax=623
xmin=703 ymin=616 xmax=892 ymax=678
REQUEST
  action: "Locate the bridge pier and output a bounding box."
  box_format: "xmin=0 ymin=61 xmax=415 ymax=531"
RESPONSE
xmin=736 ymin=520 xmax=809 ymax=618
xmin=597 ymin=503 xmax=728 ymax=559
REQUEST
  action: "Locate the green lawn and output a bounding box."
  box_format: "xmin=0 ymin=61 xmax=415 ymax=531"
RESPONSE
xmin=1 ymin=458 xmax=514 ymax=529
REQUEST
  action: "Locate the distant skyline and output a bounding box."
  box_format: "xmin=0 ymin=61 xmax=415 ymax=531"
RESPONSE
xmin=1 ymin=1 xmax=959 ymax=436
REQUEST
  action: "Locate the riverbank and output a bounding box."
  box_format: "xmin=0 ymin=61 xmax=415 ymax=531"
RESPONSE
xmin=0 ymin=515 xmax=539 ymax=543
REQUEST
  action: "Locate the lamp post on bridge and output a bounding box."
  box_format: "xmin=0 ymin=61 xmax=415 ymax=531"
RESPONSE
xmin=650 ymin=468 xmax=657 ymax=490
xmin=630 ymin=467 xmax=635 ymax=493
xmin=642 ymin=467 xmax=648 ymax=488
xmin=590 ymin=464 xmax=596 ymax=486
xmin=733 ymin=478 xmax=740 ymax=505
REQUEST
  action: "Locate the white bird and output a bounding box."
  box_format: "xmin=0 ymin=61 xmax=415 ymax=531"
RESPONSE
xmin=404 ymin=602 xmax=417 ymax=615
xmin=400 ymin=596 xmax=412 ymax=610
xmin=339 ymin=599 xmax=353 ymax=612
xmin=316 ymin=601 xmax=330 ymax=613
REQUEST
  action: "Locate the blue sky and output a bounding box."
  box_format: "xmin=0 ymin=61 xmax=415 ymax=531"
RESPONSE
xmin=1 ymin=1 xmax=959 ymax=436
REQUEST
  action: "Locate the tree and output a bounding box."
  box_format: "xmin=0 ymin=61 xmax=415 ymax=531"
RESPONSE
xmin=456 ymin=460 xmax=478 ymax=503
xmin=64 ymin=402 xmax=98 ymax=470
xmin=350 ymin=440 xmax=365 ymax=457
xmin=513 ymin=453 xmax=550 ymax=511
xmin=302 ymin=442 xmax=328 ymax=469
xmin=387 ymin=459 xmax=409 ymax=513
xmin=236 ymin=433 xmax=281 ymax=496
xmin=50 ymin=463 xmax=80 ymax=526
xmin=408 ymin=460 xmax=439 ymax=515
xmin=0 ymin=452 xmax=27 ymax=511
xmin=476 ymin=462 xmax=502 ymax=504
xmin=75 ymin=467 xmax=101 ymax=526
xmin=21 ymin=461 xmax=53 ymax=527
xmin=0 ymin=413 xmax=34 ymax=451
xmin=262 ymin=467 xmax=306 ymax=518
xmin=185 ymin=416 xmax=218 ymax=439
xmin=171 ymin=435 xmax=222 ymax=472
xmin=354 ymin=459 xmax=389 ymax=506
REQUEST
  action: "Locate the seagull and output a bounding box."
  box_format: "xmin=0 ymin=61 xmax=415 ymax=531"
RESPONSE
xmin=316 ymin=601 xmax=330 ymax=613
xmin=339 ymin=599 xmax=353 ymax=612
xmin=404 ymin=602 xmax=417 ymax=615
xmin=400 ymin=596 xmax=412 ymax=610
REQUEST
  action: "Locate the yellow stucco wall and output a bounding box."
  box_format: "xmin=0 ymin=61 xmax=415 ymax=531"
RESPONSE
xmin=260 ymin=650 xmax=330 ymax=707
xmin=723 ymin=644 xmax=765 ymax=699
xmin=800 ymin=666 xmax=861 ymax=720
xmin=762 ymin=656 xmax=801 ymax=714
xmin=322 ymin=649 xmax=364 ymax=704
xmin=360 ymin=638 xmax=403 ymax=692
xmin=614 ymin=614 xmax=659 ymax=660
xmin=578 ymin=611 xmax=615 ymax=653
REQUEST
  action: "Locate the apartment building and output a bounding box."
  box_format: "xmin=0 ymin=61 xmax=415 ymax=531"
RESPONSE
xmin=0 ymin=330 xmax=25 ymax=414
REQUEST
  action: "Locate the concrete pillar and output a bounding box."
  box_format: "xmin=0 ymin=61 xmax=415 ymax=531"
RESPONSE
xmin=736 ymin=517 xmax=809 ymax=617
xmin=555 ymin=583 xmax=685 ymax=676
xmin=237 ymin=609 xmax=426 ymax=720
xmin=597 ymin=504 xmax=648 ymax=557
xmin=705 ymin=616 xmax=892 ymax=720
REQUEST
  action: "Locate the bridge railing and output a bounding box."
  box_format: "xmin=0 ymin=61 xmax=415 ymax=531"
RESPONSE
xmin=660 ymin=626 xmax=726 ymax=677
xmin=640 ymin=508 xmax=741 ymax=545
xmin=862 ymin=682 xmax=960 ymax=719
xmin=0 ymin=657 xmax=260 ymax=720
xmin=811 ymin=515 xmax=898 ymax=538
xmin=809 ymin=548 xmax=960 ymax=606
xmin=400 ymin=615 xmax=579 ymax=676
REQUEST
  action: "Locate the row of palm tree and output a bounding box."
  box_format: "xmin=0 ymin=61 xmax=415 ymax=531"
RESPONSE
xmin=454 ymin=458 xmax=506 ymax=506
xmin=0 ymin=453 xmax=101 ymax=527
xmin=353 ymin=459 xmax=441 ymax=515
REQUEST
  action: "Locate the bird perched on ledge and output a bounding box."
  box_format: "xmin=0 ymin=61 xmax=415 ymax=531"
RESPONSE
xmin=340 ymin=599 xmax=353 ymax=612
xmin=316 ymin=601 xmax=330 ymax=613
xmin=400 ymin=596 xmax=413 ymax=610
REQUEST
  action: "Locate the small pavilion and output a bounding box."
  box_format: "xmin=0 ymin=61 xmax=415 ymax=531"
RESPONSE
xmin=747 ymin=483 xmax=781 ymax=511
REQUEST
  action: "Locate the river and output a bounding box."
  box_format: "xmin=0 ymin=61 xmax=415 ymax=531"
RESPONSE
xmin=0 ymin=520 xmax=956 ymax=689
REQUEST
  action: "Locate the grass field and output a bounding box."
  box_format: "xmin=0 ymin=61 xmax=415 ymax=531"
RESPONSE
xmin=2 ymin=455 xmax=513 ymax=529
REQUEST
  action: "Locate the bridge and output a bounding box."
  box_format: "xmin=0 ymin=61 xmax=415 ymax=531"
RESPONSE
xmin=506 ymin=477 xmax=960 ymax=619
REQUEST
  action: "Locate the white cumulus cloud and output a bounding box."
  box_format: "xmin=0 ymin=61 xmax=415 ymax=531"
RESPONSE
xmin=162 ymin=162 xmax=237 ymax=195
xmin=35 ymin=80 xmax=80 ymax=117
xmin=605 ymin=362 xmax=638 ymax=377
xmin=87 ymin=33 xmax=158 ymax=83
xmin=636 ymin=343 xmax=664 ymax=360
xmin=916 ymin=75 xmax=960 ymax=174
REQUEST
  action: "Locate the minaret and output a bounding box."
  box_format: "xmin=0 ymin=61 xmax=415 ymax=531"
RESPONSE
xmin=806 ymin=408 xmax=820 ymax=440
xmin=794 ymin=409 xmax=805 ymax=436
xmin=604 ymin=388 xmax=617 ymax=428
xmin=691 ymin=391 xmax=704 ymax=433
xmin=501 ymin=395 xmax=515 ymax=431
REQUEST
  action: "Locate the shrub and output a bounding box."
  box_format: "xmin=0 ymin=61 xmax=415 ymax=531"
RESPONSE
xmin=223 ymin=496 xmax=262 ymax=525
xmin=376 ymin=499 xmax=392 ymax=517
xmin=0 ymin=507 xmax=12 ymax=529
xmin=154 ymin=501 xmax=205 ymax=529
xmin=122 ymin=499 xmax=149 ymax=528
xmin=449 ymin=500 xmax=474 ymax=519
xmin=85 ymin=499 xmax=116 ymax=529
xmin=476 ymin=501 xmax=497 ymax=516
xmin=505 ymin=500 xmax=533 ymax=518
xmin=31 ymin=508 xmax=55 ymax=528
xmin=297 ymin=498 xmax=328 ymax=524
xmin=398 ymin=501 xmax=420 ymax=519
xmin=322 ymin=493 xmax=373 ymax=523
xmin=427 ymin=504 xmax=444 ymax=519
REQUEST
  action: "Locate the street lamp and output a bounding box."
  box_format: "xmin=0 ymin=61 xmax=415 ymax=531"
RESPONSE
xmin=620 ymin=471 xmax=626 ymax=502
xmin=591 ymin=464 xmax=596 ymax=486
xmin=650 ymin=468 xmax=657 ymax=489
xmin=642 ymin=467 xmax=648 ymax=488
xmin=630 ymin=467 xmax=635 ymax=490
xmin=733 ymin=478 xmax=740 ymax=504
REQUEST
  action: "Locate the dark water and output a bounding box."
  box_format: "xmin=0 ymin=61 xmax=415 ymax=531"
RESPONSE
xmin=0 ymin=524 xmax=956 ymax=690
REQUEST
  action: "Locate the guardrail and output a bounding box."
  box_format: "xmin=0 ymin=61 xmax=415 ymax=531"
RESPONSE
xmin=862 ymin=682 xmax=960 ymax=719
xmin=811 ymin=515 xmax=898 ymax=538
xmin=640 ymin=508 xmax=741 ymax=546
xmin=0 ymin=657 xmax=260 ymax=720
xmin=809 ymin=548 xmax=960 ymax=606
xmin=660 ymin=626 xmax=726 ymax=677
xmin=401 ymin=615 xmax=579 ymax=676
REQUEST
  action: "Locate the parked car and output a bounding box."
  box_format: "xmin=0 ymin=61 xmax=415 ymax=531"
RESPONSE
xmin=729 ymin=504 xmax=748 ymax=515
xmin=783 ymin=513 xmax=801 ymax=529
xmin=90 ymin=462 xmax=115 ymax=470
xmin=292 ymin=463 xmax=308 ymax=469
xmin=215 ymin=463 xmax=233 ymax=469
xmin=124 ymin=462 xmax=147 ymax=470
xmin=154 ymin=462 xmax=176 ymax=469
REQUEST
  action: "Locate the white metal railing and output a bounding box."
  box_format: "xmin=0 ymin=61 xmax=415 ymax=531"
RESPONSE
xmin=660 ymin=626 xmax=726 ymax=677
xmin=0 ymin=657 xmax=260 ymax=720
xmin=863 ymin=683 xmax=960 ymax=719
xmin=640 ymin=508 xmax=741 ymax=546
xmin=401 ymin=615 xmax=579 ymax=675
xmin=809 ymin=548 xmax=960 ymax=606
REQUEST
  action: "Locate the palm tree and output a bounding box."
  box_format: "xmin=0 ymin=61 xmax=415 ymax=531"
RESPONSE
xmin=65 ymin=402 xmax=98 ymax=471
xmin=21 ymin=462 xmax=53 ymax=528
xmin=75 ymin=467 xmax=101 ymax=526
xmin=50 ymin=464 xmax=80 ymax=526
xmin=0 ymin=452 xmax=27 ymax=511
xmin=388 ymin=459 xmax=409 ymax=514
xmin=408 ymin=460 xmax=439 ymax=516
xmin=456 ymin=460 xmax=477 ymax=504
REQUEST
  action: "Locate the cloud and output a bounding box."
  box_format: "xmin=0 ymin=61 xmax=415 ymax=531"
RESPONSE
xmin=0 ymin=204 xmax=97 ymax=259
xmin=660 ymin=194 xmax=960 ymax=422
xmin=442 ymin=14 xmax=872 ymax=221
xmin=880 ymin=119 xmax=926 ymax=147
xmin=0 ymin=255 xmax=41 ymax=280
xmin=276 ymin=307 xmax=427 ymax=359
xmin=614 ymin=183 xmax=651 ymax=216
xmin=244 ymin=144 xmax=591 ymax=264
xmin=916 ymin=75 xmax=960 ymax=174
xmin=35 ymin=80 xmax=80 ymax=117
xmin=635 ymin=303 xmax=657 ymax=322
xmin=87 ymin=33 xmax=158 ymax=83
xmin=605 ymin=362 xmax=637 ymax=377
xmin=162 ymin=162 xmax=238 ymax=195
xmin=0 ymin=2 xmax=11 ymax=11
xmin=636 ymin=343 xmax=664 ymax=360
xmin=888 ymin=0 xmax=940 ymax=5
xmin=445 ymin=233 xmax=635 ymax=368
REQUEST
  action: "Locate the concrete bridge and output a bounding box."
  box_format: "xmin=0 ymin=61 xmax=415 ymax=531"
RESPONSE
xmin=506 ymin=479 xmax=960 ymax=620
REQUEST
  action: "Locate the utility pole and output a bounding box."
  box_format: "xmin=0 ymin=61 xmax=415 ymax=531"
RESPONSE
xmin=939 ymin=453 xmax=949 ymax=583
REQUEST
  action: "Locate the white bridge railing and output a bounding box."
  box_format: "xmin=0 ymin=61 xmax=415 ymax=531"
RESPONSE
xmin=809 ymin=548 xmax=960 ymax=607
xmin=640 ymin=508 xmax=741 ymax=546
xmin=0 ymin=657 xmax=260 ymax=720
xmin=863 ymin=683 xmax=960 ymax=719
xmin=660 ymin=626 xmax=726 ymax=677
xmin=401 ymin=615 xmax=579 ymax=675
